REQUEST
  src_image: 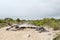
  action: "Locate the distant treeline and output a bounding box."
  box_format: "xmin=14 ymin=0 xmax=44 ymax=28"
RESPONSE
xmin=0 ymin=18 xmax=60 ymax=30
xmin=0 ymin=18 xmax=25 ymax=28
xmin=28 ymin=18 xmax=60 ymax=30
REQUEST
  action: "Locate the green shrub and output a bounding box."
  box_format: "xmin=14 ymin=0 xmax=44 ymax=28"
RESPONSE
xmin=53 ymin=34 xmax=60 ymax=40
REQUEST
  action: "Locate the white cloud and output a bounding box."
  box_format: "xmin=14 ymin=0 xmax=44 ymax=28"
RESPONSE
xmin=0 ymin=0 xmax=60 ymax=19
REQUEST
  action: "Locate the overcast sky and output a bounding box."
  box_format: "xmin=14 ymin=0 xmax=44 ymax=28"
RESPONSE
xmin=0 ymin=0 xmax=60 ymax=20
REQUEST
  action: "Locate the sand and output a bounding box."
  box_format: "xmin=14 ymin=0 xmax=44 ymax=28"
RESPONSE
xmin=0 ymin=27 xmax=58 ymax=40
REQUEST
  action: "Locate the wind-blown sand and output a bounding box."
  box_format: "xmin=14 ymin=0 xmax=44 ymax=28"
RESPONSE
xmin=0 ymin=27 xmax=58 ymax=40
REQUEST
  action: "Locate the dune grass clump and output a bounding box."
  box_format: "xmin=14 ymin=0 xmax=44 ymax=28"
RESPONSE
xmin=53 ymin=34 xmax=60 ymax=40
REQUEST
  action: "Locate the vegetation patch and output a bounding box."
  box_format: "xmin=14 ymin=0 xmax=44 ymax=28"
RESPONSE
xmin=0 ymin=18 xmax=60 ymax=30
xmin=53 ymin=34 xmax=60 ymax=40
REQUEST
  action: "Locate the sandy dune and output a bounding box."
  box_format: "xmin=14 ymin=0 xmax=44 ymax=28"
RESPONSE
xmin=0 ymin=27 xmax=57 ymax=40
